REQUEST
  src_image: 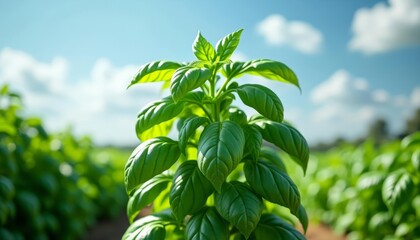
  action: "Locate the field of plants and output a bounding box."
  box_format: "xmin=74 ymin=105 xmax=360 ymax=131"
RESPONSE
xmin=290 ymin=134 xmax=420 ymax=240
xmin=0 ymin=85 xmax=128 ymax=240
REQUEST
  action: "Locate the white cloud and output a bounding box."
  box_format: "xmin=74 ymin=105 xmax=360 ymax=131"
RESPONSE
xmin=349 ymin=0 xmax=420 ymax=54
xmin=256 ymin=14 xmax=323 ymax=54
xmin=0 ymin=48 xmax=164 ymax=146
xmin=297 ymin=70 xmax=418 ymax=143
xmin=230 ymin=51 xmax=248 ymax=62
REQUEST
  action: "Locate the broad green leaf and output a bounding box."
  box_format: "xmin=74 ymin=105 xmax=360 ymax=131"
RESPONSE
xmin=259 ymin=147 xmax=287 ymax=172
xmin=216 ymin=29 xmax=243 ymax=61
xmin=178 ymin=116 xmax=209 ymax=155
xmin=128 ymin=61 xmax=183 ymax=88
xmin=254 ymin=214 xmax=305 ymax=240
xmin=169 ymin=161 xmax=214 ymax=220
xmin=402 ymin=132 xmax=420 ymax=149
xmin=224 ymin=59 xmax=300 ymax=90
xmin=229 ymin=108 xmax=247 ymax=126
xmin=170 ymin=66 xmax=211 ymax=102
xmin=136 ymin=97 xmax=184 ymax=140
xmin=357 ymin=172 xmax=386 ymax=190
xmin=237 ymin=84 xmax=284 ymax=122
xmin=214 ymin=182 xmax=263 ymax=238
xmin=242 ymin=125 xmax=262 ymax=161
xmin=297 ymin=205 xmax=308 ymax=234
xmin=193 ymin=32 xmax=216 ymax=62
xmin=137 ymin=119 xmax=174 ymax=142
xmin=125 ymin=137 xmax=180 ymax=193
xmin=197 ymin=121 xmax=245 ymax=192
xmin=244 ymin=161 xmax=300 ymax=215
xmin=186 ymin=207 xmax=229 ymax=240
xmin=122 ymin=211 xmax=174 ymax=240
xmin=127 ymin=174 xmax=172 ymax=223
xmin=255 ymin=121 xmax=309 ymax=173
xmin=382 ymin=170 xmax=415 ymax=211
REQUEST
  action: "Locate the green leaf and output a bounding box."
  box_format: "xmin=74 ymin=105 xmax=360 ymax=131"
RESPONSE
xmin=402 ymin=132 xmax=420 ymax=149
xmin=170 ymin=66 xmax=212 ymax=102
xmin=193 ymin=32 xmax=216 ymax=62
xmin=297 ymin=205 xmax=308 ymax=234
xmin=127 ymin=174 xmax=172 ymax=223
xmin=382 ymin=170 xmax=415 ymax=211
xmin=122 ymin=211 xmax=174 ymax=240
xmin=137 ymin=119 xmax=175 ymax=141
xmin=255 ymin=121 xmax=309 ymax=173
xmin=357 ymin=172 xmax=386 ymax=190
xmin=242 ymin=125 xmax=262 ymax=161
xmin=229 ymin=108 xmax=248 ymax=126
xmin=178 ymin=116 xmax=209 ymax=155
xmin=128 ymin=61 xmax=183 ymax=88
xmin=186 ymin=207 xmax=229 ymax=240
xmin=169 ymin=161 xmax=214 ymax=220
xmin=136 ymin=97 xmax=184 ymax=140
xmin=216 ymin=29 xmax=243 ymax=61
xmin=197 ymin=121 xmax=245 ymax=192
xmin=244 ymin=161 xmax=300 ymax=215
xmin=259 ymin=147 xmax=287 ymax=172
xmin=125 ymin=137 xmax=180 ymax=193
xmin=254 ymin=214 xmax=305 ymax=240
xmin=237 ymin=84 xmax=284 ymax=122
xmin=224 ymin=59 xmax=300 ymax=91
xmin=214 ymin=182 xmax=263 ymax=238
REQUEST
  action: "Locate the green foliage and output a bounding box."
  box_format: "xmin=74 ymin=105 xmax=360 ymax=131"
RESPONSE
xmin=124 ymin=29 xmax=309 ymax=239
xmin=0 ymin=87 xmax=127 ymax=239
xmin=290 ymin=134 xmax=420 ymax=239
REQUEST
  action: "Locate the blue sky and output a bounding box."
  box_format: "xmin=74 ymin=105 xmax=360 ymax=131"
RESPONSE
xmin=1 ymin=0 xmax=419 ymax=145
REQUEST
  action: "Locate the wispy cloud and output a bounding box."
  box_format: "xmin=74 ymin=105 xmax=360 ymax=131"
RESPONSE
xmin=349 ymin=0 xmax=420 ymax=54
xmin=0 ymin=48 xmax=163 ymax=146
xmin=256 ymin=14 xmax=323 ymax=54
xmin=295 ymin=69 xmax=419 ymax=143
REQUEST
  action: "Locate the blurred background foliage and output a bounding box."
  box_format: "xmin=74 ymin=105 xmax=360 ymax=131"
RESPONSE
xmin=0 ymin=85 xmax=128 ymax=240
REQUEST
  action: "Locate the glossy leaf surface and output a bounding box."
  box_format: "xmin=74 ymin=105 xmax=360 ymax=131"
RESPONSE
xmin=178 ymin=116 xmax=209 ymax=155
xmin=256 ymin=121 xmax=309 ymax=173
xmin=254 ymin=214 xmax=305 ymax=240
xmin=215 ymin=182 xmax=263 ymax=238
xmin=186 ymin=207 xmax=229 ymax=240
xmin=216 ymin=29 xmax=243 ymax=61
xmin=128 ymin=61 xmax=183 ymax=88
xmin=237 ymin=84 xmax=284 ymax=122
xmin=136 ymin=97 xmax=184 ymax=140
xmin=127 ymin=174 xmax=172 ymax=223
xmin=169 ymin=161 xmax=214 ymax=220
xmin=125 ymin=137 xmax=180 ymax=193
xmin=244 ymin=161 xmax=300 ymax=214
xmin=242 ymin=125 xmax=263 ymax=161
xmin=170 ymin=66 xmax=211 ymax=102
xmin=197 ymin=121 xmax=245 ymax=192
xmin=193 ymin=32 xmax=216 ymax=62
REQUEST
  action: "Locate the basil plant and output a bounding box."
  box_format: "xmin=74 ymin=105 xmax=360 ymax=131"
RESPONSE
xmin=123 ymin=29 xmax=309 ymax=240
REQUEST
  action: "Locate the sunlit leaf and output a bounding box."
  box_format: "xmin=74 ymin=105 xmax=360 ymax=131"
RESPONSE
xmin=193 ymin=32 xmax=216 ymax=62
xmin=128 ymin=61 xmax=183 ymax=88
xmin=170 ymin=66 xmax=211 ymax=102
xmin=169 ymin=161 xmax=214 ymax=220
xmin=186 ymin=207 xmax=229 ymax=240
xmin=215 ymin=182 xmax=263 ymax=238
xmin=197 ymin=121 xmax=245 ymax=192
xmin=125 ymin=137 xmax=180 ymax=193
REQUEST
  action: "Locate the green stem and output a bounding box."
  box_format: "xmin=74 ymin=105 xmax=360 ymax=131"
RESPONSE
xmin=215 ymin=77 xmax=232 ymax=99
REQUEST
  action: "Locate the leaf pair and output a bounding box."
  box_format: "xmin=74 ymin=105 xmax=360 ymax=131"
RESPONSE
xmin=193 ymin=29 xmax=243 ymax=63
